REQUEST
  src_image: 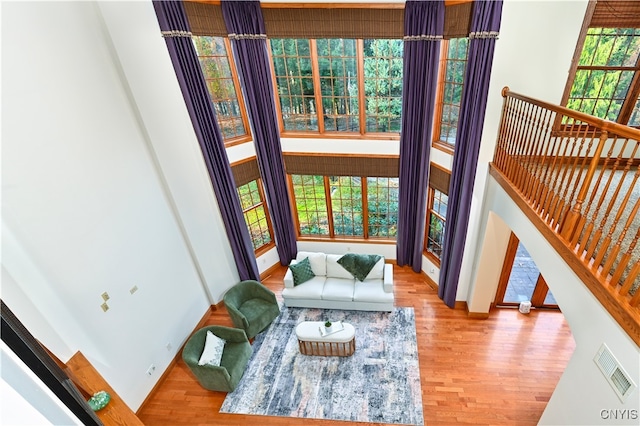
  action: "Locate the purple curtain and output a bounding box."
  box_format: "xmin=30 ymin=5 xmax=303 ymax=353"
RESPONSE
xmin=438 ymin=0 xmax=503 ymax=307
xmin=153 ymin=1 xmax=259 ymax=281
xmin=221 ymin=1 xmax=297 ymax=265
xmin=396 ymin=0 xmax=445 ymax=271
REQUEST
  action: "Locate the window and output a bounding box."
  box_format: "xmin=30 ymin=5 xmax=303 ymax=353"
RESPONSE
xmin=434 ymin=38 xmax=470 ymax=147
xmin=565 ymin=28 xmax=640 ymax=125
xmin=291 ymin=175 xmax=329 ymax=236
xmin=290 ymin=174 xmax=398 ymax=240
xmin=424 ymin=164 xmax=451 ymax=263
xmin=270 ymin=38 xmax=403 ymax=136
xmin=193 ymin=36 xmax=251 ymax=143
xmin=425 ymin=188 xmax=448 ymax=261
xmin=364 ymin=40 xmax=404 ymax=133
xmin=237 ymin=180 xmax=273 ymax=251
xmin=367 ymin=177 xmax=399 ymax=238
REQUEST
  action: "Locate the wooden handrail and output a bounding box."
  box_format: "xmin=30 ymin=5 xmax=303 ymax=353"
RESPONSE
xmin=494 ymin=87 xmax=640 ymax=345
xmin=501 ymin=87 xmax=640 ymax=141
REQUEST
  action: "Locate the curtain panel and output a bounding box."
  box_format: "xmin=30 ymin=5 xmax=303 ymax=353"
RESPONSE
xmin=221 ymin=0 xmax=298 ymax=265
xmin=153 ymin=0 xmax=260 ymax=281
xmin=396 ymin=0 xmax=445 ymax=271
xmin=438 ymin=0 xmax=503 ymax=308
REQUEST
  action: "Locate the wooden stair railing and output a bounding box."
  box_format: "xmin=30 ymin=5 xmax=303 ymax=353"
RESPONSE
xmin=492 ymin=87 xmax=640 ymax=345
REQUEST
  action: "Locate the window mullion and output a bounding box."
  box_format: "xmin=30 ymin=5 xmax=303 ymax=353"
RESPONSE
xmin=324 ymin=176 xmax=335 ymax=237
xmin=310 ymin=39 xmax=325 ymax=133
xmin=287 ymin=174 xmax=302 ymax=238
xmin=357 ymin=39 xmax=366 ymax=135
xmin=361 ymin=176 xmax=369 ymax=239
xmin=617 ymin=70 xmax=640 ymax=123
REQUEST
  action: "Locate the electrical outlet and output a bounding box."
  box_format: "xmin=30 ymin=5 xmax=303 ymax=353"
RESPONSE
xmin=101 ymin=292 xmax=110 ymax=301
xmin=166 ymin=343 xmax=172 ymax=351
xmin=130 ymin=285 xmax=138 ymax=295
xmin=430 ymin=267 xmax=435 ymax=273
xmin=146 ymin=364 xmax=156 ymax=376
xmin=101 ymin=303 xmax=109 ymax=312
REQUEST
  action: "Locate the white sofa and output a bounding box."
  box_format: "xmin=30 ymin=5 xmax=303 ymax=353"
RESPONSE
xmin=282 ymin=251 xmax=394 ymax=311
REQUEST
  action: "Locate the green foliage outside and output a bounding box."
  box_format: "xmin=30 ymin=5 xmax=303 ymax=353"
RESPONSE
xmin=567 ymin=28 xmax=640 ymax=122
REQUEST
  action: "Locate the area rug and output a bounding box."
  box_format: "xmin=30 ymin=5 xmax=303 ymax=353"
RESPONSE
xmin=220 ymin=306 xmax=424 ymax=425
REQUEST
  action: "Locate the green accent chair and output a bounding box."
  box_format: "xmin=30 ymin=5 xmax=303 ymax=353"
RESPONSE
xmin=223 ymin=280 xmax=280 ymax=340
xmin=182 ymin=325 xmax=252 ymax=392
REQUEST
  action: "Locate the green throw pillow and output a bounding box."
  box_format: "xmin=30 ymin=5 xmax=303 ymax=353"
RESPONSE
xmin=289 ymin=257 xmax=315 ymax=286
xmin=337 ymin=253 xmax=382 ymax=282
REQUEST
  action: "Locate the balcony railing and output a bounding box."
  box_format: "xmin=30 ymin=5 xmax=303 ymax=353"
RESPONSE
xmin=491 ymin=87 xmax=640 ymax=345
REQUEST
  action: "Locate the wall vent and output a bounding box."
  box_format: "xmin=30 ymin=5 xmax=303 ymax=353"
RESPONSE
xmin=594 ymin=343 xmax=636 ymax=402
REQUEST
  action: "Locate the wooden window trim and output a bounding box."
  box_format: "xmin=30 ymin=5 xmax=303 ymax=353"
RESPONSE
xmin=271 ymin=37 xmax=403 ymax=138
xmin=560 ymin=2 xmax=640 ymax=126
xmin=237 ymin=178 xmax=275 ymax=253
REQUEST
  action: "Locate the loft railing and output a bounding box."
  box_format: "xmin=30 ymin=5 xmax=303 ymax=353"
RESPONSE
xmin=491 ymin=87 xmax=640 ymax=345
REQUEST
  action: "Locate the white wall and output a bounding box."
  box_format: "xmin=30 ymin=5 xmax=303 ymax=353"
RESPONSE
xmin=1 ymin=0 xmax=237 ymax=410
xmin=473 ymin=176 xmax=640 ymax=425
xmin=458 ymin=0 xmax=589 ymax=302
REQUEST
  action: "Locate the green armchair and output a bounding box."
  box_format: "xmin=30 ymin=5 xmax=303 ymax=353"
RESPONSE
xmin=223 ymin=280 xmax=280 ymax=340
xmin=182 ymin=325 xmax=252 ymax=392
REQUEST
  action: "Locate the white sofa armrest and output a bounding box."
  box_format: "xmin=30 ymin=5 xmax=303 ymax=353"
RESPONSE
xmin=383 ymin=263 xmax=393 ymax=293
xmin=283 ymin=260 xmax=297 ymax=288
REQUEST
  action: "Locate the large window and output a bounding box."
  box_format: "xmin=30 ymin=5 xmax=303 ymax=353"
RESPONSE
xmin=193 ymin=36 xmax=251 ymax=143
xmin=434 ymin=38 xmax=470 ymax=147
xmin=270 ymin=38 xmax=404 ymax=136
xmin=290 ymin=174 xmax=398 ymax=239
xmin=364 ymin=40 xmax=404 ymax=133
xmin=565 ymin=28 xmax=640 ymax=125
xmin=237 ymin=180 xmax=273 ymax=252
xmin=424 ymin=164 xmax=451 ymax=263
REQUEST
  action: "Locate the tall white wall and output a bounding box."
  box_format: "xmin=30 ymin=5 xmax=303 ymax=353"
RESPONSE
xmin=1 ymin=0 xmax=238 ymax=410
xmin=458 ymin=0 xmax=589 ymax=301
xmin=474 ymin=177 xmax=640 ymax=425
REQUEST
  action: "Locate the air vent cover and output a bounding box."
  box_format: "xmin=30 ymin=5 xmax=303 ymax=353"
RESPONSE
xmin=594 ymin=343 xmax=637 ymax=402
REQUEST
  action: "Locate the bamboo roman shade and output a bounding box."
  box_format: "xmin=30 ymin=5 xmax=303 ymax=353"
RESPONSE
xmin=231 ymin=158 xmax=260 ymax=187
xmin=429 ymin=164 xmax=451 ymax=195
xmin=283 ymin=154 xmax=399 ymax=177
xmin=184 ymin=1 xmax=472 ymax=39
xmin=590 ymin=0 xmax=640 ymax=28
xmin=184 ymin=1 xmax=227 ymax=36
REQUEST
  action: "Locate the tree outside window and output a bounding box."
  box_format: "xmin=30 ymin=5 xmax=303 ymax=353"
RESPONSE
xmin=236 ymin=180 xmax=273 ymax=252
xmin=193 ymin=36 xmax=250 ymax=143
xmin=290 ymin=174 xmax=398 ymax=240
xmin=434 ymin=38 xmax=469 ymax=147
xmin=566 ymin=28 xmax=640 ymax=125
xmin=425 ymin=187 xmax=448 ymax=262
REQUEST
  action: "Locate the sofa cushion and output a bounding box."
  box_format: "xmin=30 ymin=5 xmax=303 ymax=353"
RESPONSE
xmin=364 ymin=257 xmax=385 ymax=280
xmin=353 ymin=280 xmax=394 ymax=304
xmin=337 ymin=253 xmax=382 ymax=281
xmin=289 ymin=257 xmax=315 ymax=286
xmin=296 ymin=251 xmax=327 ymax=276
xmin=281 ymin=276 xmax=325 ymax=299
xmin=326 ymin=254 xmax=356 ymax=279
xmin=322 ymin=277 xmax=355 ymax=301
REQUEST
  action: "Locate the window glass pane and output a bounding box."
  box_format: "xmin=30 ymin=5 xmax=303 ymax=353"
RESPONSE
xmin=367 ymin=177 xmax=399 ymax=238
xmin=364 ymin=39 xmax=404 ymax=133
xmin=438 ymin=38 xmax=469 ymax=145
xmin=567 ymin=28 xmax=640 ymax=122
xmin=629 ymin=96 xmax=640 ymax=126
xmin=317 ymin=39 xmax=359 ymax=132
xmin=237 ymin=180 xmax=272 ymax=251
xmin=292 ymin=175 xmax=329 ymax=235
xmin=330 ymin=176 xmax=364 ymax=236
xmin=193 ymin=36 xmax=247 ymax=140
xmin=425 ymin=188 xmax=447 ymax=260
xmin=270 ymin=39 xmax=318 ymax=131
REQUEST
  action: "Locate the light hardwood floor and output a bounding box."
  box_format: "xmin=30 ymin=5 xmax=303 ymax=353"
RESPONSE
xmin=137 ymin=265 xmax=575 ymax=426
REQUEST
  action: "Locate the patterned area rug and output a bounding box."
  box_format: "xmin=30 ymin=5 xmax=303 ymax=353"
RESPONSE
xmin=220 ymin=306 xmax=424 ymax=425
